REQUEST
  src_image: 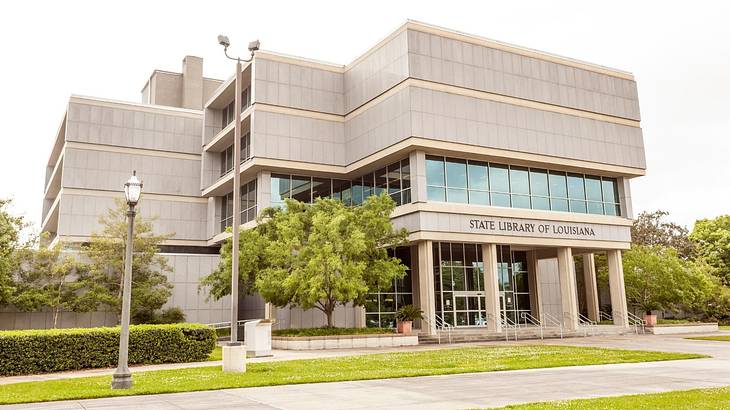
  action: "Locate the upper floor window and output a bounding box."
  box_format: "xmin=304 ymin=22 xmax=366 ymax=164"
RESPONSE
xmin=220 ymin=132 xmax=251 ymax=176
xmin=221 ymin=88 xmax=251 ymax=129
xmin=270 ymin=158 xmax=411 ymax=208
xmin=426 ymin=155 xmax=621 ymax=216
xmin=220 ymin=179 xmax=257 ymax=232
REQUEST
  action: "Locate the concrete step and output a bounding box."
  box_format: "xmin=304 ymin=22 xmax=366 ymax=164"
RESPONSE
xmin=417 ymin=325 xmax=637 ymax=344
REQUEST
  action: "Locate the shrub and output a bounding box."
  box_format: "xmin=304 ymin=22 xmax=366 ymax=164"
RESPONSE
xmin=272 ymin=327 xmax=394 ymax=337
xmin=395 ymin=305 xmax=424 ymax=322
xmin=0 ymin=323 xmax=215 ymax=376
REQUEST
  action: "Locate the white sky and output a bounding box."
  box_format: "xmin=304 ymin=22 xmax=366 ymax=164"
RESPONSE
xmin=1 ymin=0 xmax=728 ymax=233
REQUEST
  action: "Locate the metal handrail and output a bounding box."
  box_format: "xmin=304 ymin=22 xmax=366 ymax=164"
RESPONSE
xmin=578 ymin=313 xmax=598 ymax=337
xmin=520 ymin=312 xmax=543 ymax=340
xmin=599 ymin=311 xmax=613 ymax=322
xmin=421 ymin=314 xmax=453 ymax=344
xmin=626 ymin=311 xmax=647 ymax=335
xmin=500 ymin=314 xmax=519 ymax=341
xmin=541 ymin=312 xmax=563 ymax=339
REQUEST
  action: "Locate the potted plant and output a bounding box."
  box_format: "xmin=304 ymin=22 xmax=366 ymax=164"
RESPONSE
xmin=395 ymin=305 xmax=423 ymax=334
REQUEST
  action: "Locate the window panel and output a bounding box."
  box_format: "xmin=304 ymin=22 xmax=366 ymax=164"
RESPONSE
xmin=585 ymin=176 xmax=602 ymax=201
xmin=587 ymin=201 xmax=604 ymax=215
xmin=467 ymin=161 xmax=488 ymax=190
xmin=445 ymin=158 xmax=468 ymax=189
xmin=387 ymin=163 xmax=401 ymax=195
xmin=447 ymin=188 xmax=468 ymax=203
xmin=602 ymin=178 xmax=618 ymax=203
xmin=489 ymin=164 xmax=510 ymax=193
xmin=270 ymin=174 xmax=290 ymax=205
xmin=491 ymin=192 xmax=510 ymax=207
xmin=549 ymin=172 xmax=568 ymax=198
xmin=375 ymin=167 xmax=388 ymax=196
xmin=509 ymin=166 xmax=530 ymax=194
xmin=550 ymin=198 xmax=569 ymax=212
xmin=569 ymin=200 xmax=587 ymax=213
xmin=426 ymin=156 xmax=445 ymax=186
xmin=469 ymin=190 xmax=489 ymax=205
xmin=567 ymin=174 xmax=586 ymax=200
xmin=529 ymin=169 xmax=549 ymax=196
xmin=511 ymin=194 xmax=531 ymax=209
xmin=401 ymin=159 xmax=411 ymax=190
xmin=312 ymin=177 xmax=331 ymax=201
xmin=290 ymin=176 xmax=311 ymax=203
xmin=428 ymin=186 xmax=446 ymax=202
xmin=532 ymin=196 xmax=550 ymax=210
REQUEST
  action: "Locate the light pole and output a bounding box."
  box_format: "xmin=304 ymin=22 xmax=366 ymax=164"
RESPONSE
xmin=217 ymin=35 xmax=258 ymax=346
xmin=111 ymin=171 xmax=142 ymax=389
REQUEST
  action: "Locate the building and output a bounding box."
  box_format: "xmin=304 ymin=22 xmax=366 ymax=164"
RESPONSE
xmin=28 ymin=21 xmax=644 ymax=334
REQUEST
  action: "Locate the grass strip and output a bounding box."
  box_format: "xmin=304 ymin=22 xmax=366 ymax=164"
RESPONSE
xmin=0 ymin=345 xmax=702 ymax=405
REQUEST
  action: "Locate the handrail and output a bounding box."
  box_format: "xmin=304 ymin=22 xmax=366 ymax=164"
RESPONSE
xmin=578 ymin=313 xmax=598 ymax=337
xmin=421 ymin=314 xmax=453 ymax=344
xmin=500 ymin=314 xmax=519 ymax=341
xmin=520 ymin=312 xmax=543 ymax=340
xmin=541 ymin=312 xmax=563 ymax=339
xmin=599 ymin=311 xmax=613 ymax=322
xmin=626 ymin=311 xmax=647 ymax=335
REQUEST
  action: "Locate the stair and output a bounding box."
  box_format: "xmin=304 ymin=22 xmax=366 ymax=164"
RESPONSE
xmin=417 ymin=324 xmax=636 ymax=344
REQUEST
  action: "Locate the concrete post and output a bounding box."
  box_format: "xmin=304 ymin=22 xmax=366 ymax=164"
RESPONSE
xmin=482 ymin=243 xmax=502 ymax=332
xmin=416 ymin=241 xmax=436 ymax=335
xmin=557 ymin=247 xmax=579 ymax=331
xmin=607 ymin=250 xmax=630 ymax=328
xmin=582 ymin=253 xmax=600 ymax=322
xmin=409 ymin=151 xmax=427 ymax=203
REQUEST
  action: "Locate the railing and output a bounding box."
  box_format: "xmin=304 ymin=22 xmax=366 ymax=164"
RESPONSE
xmin=626 ymin=311 xmax=647 ymax=335
xmin=541 ymin=312 xmax=563 ymax=339
xmin=500 ymin=314 xmax=519 ymax=341
xmin=578 ymin=313 xmax=598 ymax=337
xmin=599 ymin=311 xmax=613 ymax=322
xmin=421 ymin=314 xmax=453 ymax=344
xmin=207 ymin=319 xmax=262 ymax=341
xmin=520 ymin=312 xmax=543 ymax=340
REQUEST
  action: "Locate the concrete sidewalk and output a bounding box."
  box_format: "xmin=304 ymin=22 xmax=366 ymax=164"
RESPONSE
xmin=2 ymin=333 xmax=730 ymax=409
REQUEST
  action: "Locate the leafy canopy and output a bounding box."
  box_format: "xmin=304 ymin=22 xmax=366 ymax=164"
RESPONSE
xmin=690 ymin=215 xmax=730 ymax=286
xmin=0 ymin=199 xmax=27 ymax=306
xmin=202 ymin=193 xmax=408 ymax=327
xmin=631 ymin=210 xmax=695 ymax=258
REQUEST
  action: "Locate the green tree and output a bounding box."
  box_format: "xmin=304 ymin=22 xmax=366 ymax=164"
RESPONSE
xmin=632 ymin=210 xmax=695 ymax=258
xmin=690 ymin=215 xmax=730 ymax=286
xmin=0 ymin=199 xmax=26 ymax=306
xmin=82 ymin=199 xmax=174 ymax=324
xmin=623 ymin=245 xmax=714 ymax=315
xmin=12 ymin=240 xmax=93 ymax=327
xmin=202 ymin=194 xmax=408 ymax=327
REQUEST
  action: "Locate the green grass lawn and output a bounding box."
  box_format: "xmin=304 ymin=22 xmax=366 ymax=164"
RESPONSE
xmin=500 ymin=386 xmax=730 ymax=409
xmin=720 ymin=325 xmax=730 ymax=331
xmin=0 ymin=345 xmax=701 ymax=405
xmin=207 ymin=346 xmax=222 ymax=361
xmin=687 ymin=335 xmax=730 ymax=342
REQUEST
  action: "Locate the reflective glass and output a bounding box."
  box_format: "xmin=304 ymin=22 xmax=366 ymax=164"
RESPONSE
xmin=426 ymin=156 xmax=445 ymax=186
xmin=491 ymin=193 xmax=510 ymax=207
xmin=312 ymin=177 xmax=331 ymax=200
xmin=602 ymin=178 xmax=618 ymax=203
xmin=271 ymin=174 xmax=290 ymax=204
xmin=447 ymin=188 xmax=468 ymax=203
xmin=428 ymin=186 xmax=446 ymax=201
xmin=587 ymin=201 xmax=604 ymax=215
xmin=291 ymin=176 xmax=311 ymax=203
xmin=512 ymin=194 xmax=531 ymax=209
xmin=532 ymin=196 xmax=550 ymax=210
xmin=387 ymin=163 xmax=401 ymax=195
xmin=550 ymin=198 xmax=569 ymax=212
xmin=510 ymin=166 xmax=530 ymax=194
xmin=549 ymin=172 xmax=568 ymax=198
xmin=604 ymin=203 xmax=619 ymax=216
xmin=567 ymin=174 xmax=586 ymax=200
xmin=570 ymin=200 xmax=587 ymax=213
xmin=467 ymin=161 xmax=488 ymax=190
xmin=401 ymin=159 xmax=411 ymax=190
xmin=489 ymin=164 xmax=510 ymax=192
xmin=529 ymin=169 xmax=549 ymax=196
xmin=469 ymin=190 xmax=489 ymax=205
xmin=374 ymin=167 xmax=387 ymax=196
xmin=445 ymin=159 xmax=468 ymax=188
xmin=585 ymin=176 xmax=602 ymax=201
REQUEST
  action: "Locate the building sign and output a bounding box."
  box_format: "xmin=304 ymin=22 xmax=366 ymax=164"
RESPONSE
xmin=469 ymin=219 xmax=596 ymax=237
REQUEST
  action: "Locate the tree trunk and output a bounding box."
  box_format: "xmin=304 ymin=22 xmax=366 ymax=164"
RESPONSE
xmin=52 ymin=307 xmax=59 ymax=329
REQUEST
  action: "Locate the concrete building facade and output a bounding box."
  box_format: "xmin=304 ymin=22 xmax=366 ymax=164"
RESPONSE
xmin=26 ymin=21 xmax=644 ymax=334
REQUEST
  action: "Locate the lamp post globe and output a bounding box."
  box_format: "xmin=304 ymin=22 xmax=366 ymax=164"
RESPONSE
xmin=112 ymin=171 xmax=142 ymax=389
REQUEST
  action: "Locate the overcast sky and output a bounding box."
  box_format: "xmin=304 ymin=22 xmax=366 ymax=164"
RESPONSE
xmin=1 ymin=0 xmax=728 ymax=234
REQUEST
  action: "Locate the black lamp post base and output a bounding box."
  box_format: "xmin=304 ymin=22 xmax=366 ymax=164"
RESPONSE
xmin=111 ymin=372 xmax=133 ymax=389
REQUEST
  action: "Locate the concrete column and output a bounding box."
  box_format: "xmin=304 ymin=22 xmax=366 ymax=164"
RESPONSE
xmin=409 ymin=151 xmax=427 ymax=203
xmin=482 ymin=243 xmax=502 ymax=332
xmin=354 ymin=306 xmax=366 ymax=328
xmin=557 ymin=247 xmax=579 ymax=331
xmin=182 ymin=56 xmax=204 ymax=110
xmin=582 ymin=253 xmax=600 ymax=322
xmin=527 ymin=251 xmax=540 ymax=318
xmin=416 ymin=241 xmax=436 ymax=335
xmin=256 ymin=171 xmax=271 ymax=212
xmin=607 ymin=250 xmax=630 ymax=328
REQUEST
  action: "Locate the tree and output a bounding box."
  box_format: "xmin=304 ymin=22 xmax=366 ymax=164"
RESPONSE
xmin=0 ymin=199 xmax=26 ymax=306
xmin=82 ymin=199 xmax=174 ymax=324
xmin=12 ymin=240 xmax=93 ymax=327
xmin=690 ymin=215 xmax=730 ymax=286
xmin=632 ymin=210 xmax=695 ymax=258
xmin=202 ymin=193 xmax=409 ymax=327
xmin=623 ymin=245 xmax=714 ymax=315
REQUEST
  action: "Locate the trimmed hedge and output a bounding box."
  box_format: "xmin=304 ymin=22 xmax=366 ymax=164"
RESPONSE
xmin=0 ymin=324 xmax=216 ymax=376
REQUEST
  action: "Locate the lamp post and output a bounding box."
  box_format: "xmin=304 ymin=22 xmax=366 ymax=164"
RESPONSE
xmin=217 ymin=35 xmax=258 ymax=346
xmin=111 ymin=171 xmax=142 ymax=389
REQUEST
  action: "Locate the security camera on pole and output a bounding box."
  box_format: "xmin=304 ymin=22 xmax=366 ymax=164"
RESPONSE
xmin=217 ymin=34 xmax=258 ymax=373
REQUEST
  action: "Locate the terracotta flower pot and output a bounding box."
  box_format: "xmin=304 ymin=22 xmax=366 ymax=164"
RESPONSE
xmin=644 ymin=314 xmax=657 ymax=326
xmin=397 ymin=320 xmax=412 ymax=334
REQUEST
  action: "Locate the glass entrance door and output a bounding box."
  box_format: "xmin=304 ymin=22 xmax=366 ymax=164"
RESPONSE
xmin=454 ymin=292 xmax=487 ymax=327
xmin=497 ymin=245 xmax=532 ymax=324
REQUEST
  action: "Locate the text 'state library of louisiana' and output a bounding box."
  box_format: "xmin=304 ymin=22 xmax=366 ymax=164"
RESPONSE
xmin=31 ymin=21 xmax=645 ymax=337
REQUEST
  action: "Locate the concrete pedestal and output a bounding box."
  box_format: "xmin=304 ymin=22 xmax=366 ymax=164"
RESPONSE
xmin=244 ymin=319 xmax=273 ymax=357
xmin=222 ymin=343 xmax=246 ymax=373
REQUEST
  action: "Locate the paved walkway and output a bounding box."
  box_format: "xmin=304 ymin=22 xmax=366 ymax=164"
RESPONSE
xmin=3 ymin=332 xmax=730 ymax=409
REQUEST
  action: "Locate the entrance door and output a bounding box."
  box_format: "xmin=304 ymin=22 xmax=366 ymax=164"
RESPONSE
xmin=453 ymin=291 xmax=487 ymax=327
xmin=498 ymin=246 xmax=532 ymax=325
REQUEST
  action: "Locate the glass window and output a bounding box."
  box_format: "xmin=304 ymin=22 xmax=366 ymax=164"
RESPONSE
xmin=587 ymin=201 xmax=604 ymax=215
xmin=447 ymin=188 xmax=468 ymax=203
xmin=491 ymin=193 xmax=510 ymax=207
xmin=567 ymin=174 xmax=586 ymax=200
xmin=529 ymin=169 xmax=549 ymax=197
xmin=489 ymin=164 xmax=510 ymax=193
xmin=467 ymin=161 xmax=488 ymax=190
xmin=469 ymin=190 xmax=489 ymax=205
xmin=362 ymin=173 xmax=374 ymax=200
xmin=291 ymin=176 xmax=311 ymax=203
xmin=569 ymin=200 xmax=587 ymax=213
xmin=426 ymin=156 xmax=445 ymax=186
xmin=270 ymin=174 xmax=290 ymax=206
xmin=387 ymin=163 xmax=401 ymax=195
xmin=428 ymin=186 xmax=446 ymax=202
xmin=509 ymin=167 xmax=530 ymax=195
xmin=312 ymin=178 xmax=331 ymax=201
xmin=602 ymin=178 xmax=618 ymax=203
xmin=549 ymin=172 xmax=568 ymax=198
xmin=512 ymin=195 xmax=531 ymax=209
xmin=532 ymin=196 xmax=550 ymax=211
xmin=445 ymin=159 xmax=467 ymax=189
xmin=551 ymin=198 xmax=569 ymax=212
xmin=350 ymin=177 xmax=363 ymax=205
xmin=374 ymin=167 xmax=387 ymax=196
xmin=585 ymin=176 xmax=602 ymax=202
